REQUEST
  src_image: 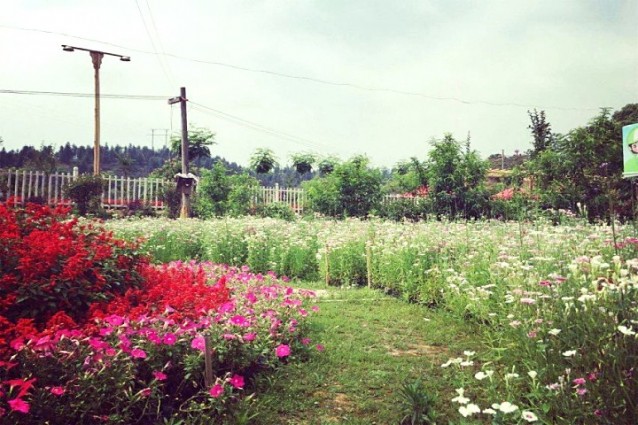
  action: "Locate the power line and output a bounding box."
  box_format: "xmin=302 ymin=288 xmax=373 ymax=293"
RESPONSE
xmin=133 ymin=0 xmax=176 ymax=88
xmin=190 ymin=101 xmax=330 ymax=151
xmin=0 ymin=24 xmax=602 ymax=112
xmin=0 ymin=89 xmax=168 ymax=100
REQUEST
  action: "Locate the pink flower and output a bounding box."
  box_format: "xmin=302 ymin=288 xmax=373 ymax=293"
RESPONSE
xmin=191 ymin=336 xmax=205 ymax=351
xmin=50 ymin=386 xmax=65 ymax=396
xmin=311 ymin=306 xmax=320 ymax=312
xmin=222 ymin=333 xmax=236 ymax=340
xmin=520 ymin=298 xmax=536 ymax=305
xmin=209 ymin=383 xmax=224 ymax=398
xmin=573 ymin=377 xmax=586 ymax=386
xmin=316 ymin=344 xmax=325 ymax=352
xmin=140 ymin=388 xmax=152 ymax=397
xmin=153 ymin=371 xmax=167 ymax=381
xmin=576 ymin=388 xmax=587 ymax=396
xmin=8 ymin=398 xmax=30 ymax=413
xmin=230 ymin=315 xmax=250 ymax=327
xmin=229 ymin=374 xmax=245 ymax=389
xmin=105 ymin=315 xmax=125 ymax=326
xmin=302 ymin=338 xmax=311 ymax=345
xmin=243 ymin=332 xmax=256 ymax=342
xmin=131 ymin=348 xmax=147 ymax=359
xmin=275 ymin=344 xmax=291 ymax=358
xmin=163 ymin=333 xmax=177 ymax=345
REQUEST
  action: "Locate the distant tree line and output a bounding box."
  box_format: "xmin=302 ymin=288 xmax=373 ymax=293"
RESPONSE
xmin=2 ymin=103 xmax=638 ymax=222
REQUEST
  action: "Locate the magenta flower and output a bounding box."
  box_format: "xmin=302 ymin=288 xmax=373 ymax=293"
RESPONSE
xmin=8 ymin=398 xmax=30 ymax=413
xmin=191 ymin=336 xmax=206 ymax=351
xmin=302 ymin=338 xmax=311 ymax=345
xmin=153 ymin=371 xmax=167 ymax=381
xmin=573 ymin=377 xmax=586 ymax=386
xmin=50 ymin=386 xmax=65 ymax=396
xmin=105 ymin=315 xmax=125 ymax=326
xmin=230 ymin=315 xmax=249 ymax=327
xmin=316 ymin=344 xmax=325 ymax=352
xmin=229 ymin=374 xmax=245 ymax=389
xmin=243 ymin=332 xmax=256 ymax=342
xmin=163 ymin=333 xmax=177 ymax=345
xmin=209 ymin=383 xmax=224 ymax=398
xmin=131 ymin=348 xmax=147 ymax=359
xmin=275 ymin=344 xmax=291 ymax=358
xmin=139 ymin=388 xmax=152 ymax=397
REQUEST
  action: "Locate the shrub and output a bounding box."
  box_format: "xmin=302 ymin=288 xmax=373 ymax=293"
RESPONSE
xmin=0 ymin=203 xmax=148 ymax=330
xmin=64 ymin=175 xmax=104 ymax=216
xmin=161 ymin=183 xmax=182 ymax=218
xmin=256 ymin=202 xmax=296 ymax=221
xmin=375 ymin=199 xmax=429 ymax=222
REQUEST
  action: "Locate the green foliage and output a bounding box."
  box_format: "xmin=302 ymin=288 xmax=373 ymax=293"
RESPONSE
xmin=162 ymin=183 xmax=182 ymax=219
xmin=398 ymin=379 xmax=436 ymax=425
xmin=525 ymin=105 xmax=638 ymax=221
xmin=290 ymin=153 xmax=316 ymax=175
xmin=250 ymin=148 xmax=278 ymax=174
xmin=304 ymin=155 xmax=383 ymax=218
xmin=317 ymin=157 xmax=338 ymax=176
xmin=386 ymin=157 xmax=428 ymax=194
xmin=374 ymin=199 xmax=429 ymax=222
xmin=227 ymin=174 xmax=259 ymax=216
xmin=426 ymin=133 xmax=489 ymax=219
xmin=256 ymin=202 xmax=296 ymax=221
xmin=64 ymin=175 xmax=105 ymax=216
xmin=194 ymin=163 xmax=231 ymax=218
xmin=171 ymin=127 xmax=216 ymax=167
xmin=528 ymin=109 xmax=554 ymax=157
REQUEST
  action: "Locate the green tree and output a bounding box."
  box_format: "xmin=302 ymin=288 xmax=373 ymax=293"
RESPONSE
xmin=290 ymin=153 xmax=316 ymax=174
xmin=227 ymin=173 xmax=259 ymax=216
xmin=194 ymin=162 xmax=231 ymax=217
xmin=528 ymin=109 xmax=553 ymax=157
xmin=525 ymin=104 xmax=638 ymax=220
xmin=304 ymin=155 xmax=382 ymax=218
xmin=171 ymin=127 xmax=216 ymax=167
xmin=250 ymin=148 xmax=278 ymax=174
xmin=426 ymin=133 xmax=489 ymax=219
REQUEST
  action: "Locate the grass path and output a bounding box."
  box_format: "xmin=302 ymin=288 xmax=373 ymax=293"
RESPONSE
xmin=249 ymin=285 xmax=481 ymax=424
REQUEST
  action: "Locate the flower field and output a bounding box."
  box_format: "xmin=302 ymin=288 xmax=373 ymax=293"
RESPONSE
xmin=0 ymin=205 xmax=321 ymax=424
xmin=104 ymin=216 xmax=638 ymax=423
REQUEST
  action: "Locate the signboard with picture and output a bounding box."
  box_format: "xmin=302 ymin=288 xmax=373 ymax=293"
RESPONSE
xmin=622 ymin=123 xmax=638 ymax=178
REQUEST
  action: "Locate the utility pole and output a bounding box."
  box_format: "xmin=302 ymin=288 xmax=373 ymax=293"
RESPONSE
xmin=168 ymin=87 xmax=191 ymax=218
xmin=62 ymin=45 xmax=130 ymax=175
xmin=150 ymin=129 xmax=169 ymax=152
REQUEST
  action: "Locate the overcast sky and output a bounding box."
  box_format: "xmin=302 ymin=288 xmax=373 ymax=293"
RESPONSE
xmin=1 ymin=0 xmax=636 ymax=169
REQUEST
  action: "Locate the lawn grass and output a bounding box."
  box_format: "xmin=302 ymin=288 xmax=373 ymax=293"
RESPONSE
xmin=248 ymin=284 xmax=482 ymax=424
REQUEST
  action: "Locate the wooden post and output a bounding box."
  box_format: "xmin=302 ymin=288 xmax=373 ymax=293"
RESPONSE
xmin=324 ymin=244 xmax=330 ymax=287
xmin=21 ymin=170 xmax=27 ymax=206
xmin=366 ymin=242 xmax=372 ymax=289
xmin=204 ymin=335 xmax=214 ymax=387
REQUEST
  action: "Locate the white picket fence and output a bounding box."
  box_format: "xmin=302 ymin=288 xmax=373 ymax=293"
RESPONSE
xmin=0 ymin=169 xmax=419 ymax=214
xmin=254 ymin=183 xmax=305 ymax=214
xmin=0 ymin=168 xmax=168 ymax=209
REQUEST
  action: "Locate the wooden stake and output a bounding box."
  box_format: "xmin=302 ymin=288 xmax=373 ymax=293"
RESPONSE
xmin=204 ymin=335 xmax=213 ymax=388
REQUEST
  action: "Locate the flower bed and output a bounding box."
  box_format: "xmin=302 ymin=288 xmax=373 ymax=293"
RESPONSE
xmin=0 ymin=204 xmax=322 ymax=423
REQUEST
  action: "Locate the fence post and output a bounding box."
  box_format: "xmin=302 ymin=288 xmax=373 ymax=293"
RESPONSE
xmin=72 ymin=167 xmax=79 ymax=180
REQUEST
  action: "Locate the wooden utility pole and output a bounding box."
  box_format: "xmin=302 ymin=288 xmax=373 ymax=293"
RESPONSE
xmin=91 ymin=51 xmax=102 ymax=176
xmin=168 ymin=87 xmax=191 ymax=218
